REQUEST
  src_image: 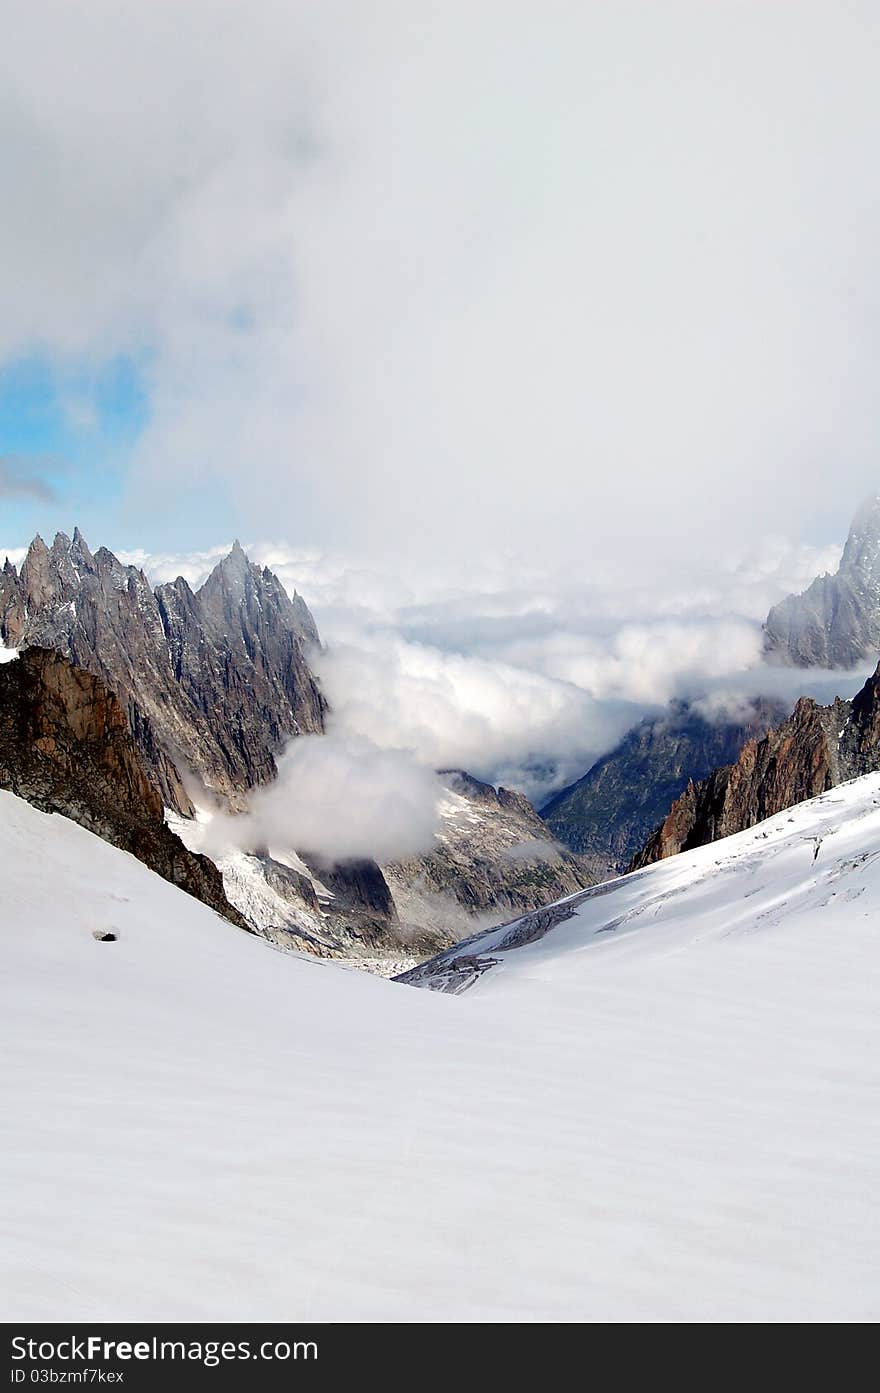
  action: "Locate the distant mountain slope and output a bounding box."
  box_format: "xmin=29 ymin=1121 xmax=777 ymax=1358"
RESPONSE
xmin=5 ymin=780 xmax=878 ymax=1320
xmin=1 ymin=532 xmax=590 ymax=958
xmin=764 ymin=493 xmax=880 ymax=667
xmin=384 ymin=770 xmax=592 ymax=938
xmin=540 ymin=699 xmax=785 ymax=874
xmin=180 ymin=769 xmax=593 ymax=962
xmin=0 ymin=647 xmax=243 ymax=925
xmin=0 ymin=530 xmax=325 ymax=812
xmin=631 ymin=663 xmax=880 ymax=868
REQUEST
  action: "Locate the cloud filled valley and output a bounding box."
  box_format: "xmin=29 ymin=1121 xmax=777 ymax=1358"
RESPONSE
xmin=137 ymin=533 xmax=867 ymax=807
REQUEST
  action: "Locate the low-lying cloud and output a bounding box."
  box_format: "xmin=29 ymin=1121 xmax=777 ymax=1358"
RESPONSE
xmin=198 ymin=733 xmax=443 ymax=864
xmin=123 ymin=529 xmax=870 ymax=825
xmin=7 ymin=525 xmax=871 ymax=864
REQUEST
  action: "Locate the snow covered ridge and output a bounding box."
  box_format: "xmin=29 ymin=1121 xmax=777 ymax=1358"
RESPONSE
xmin=2 ymin=782 xmax=879 ymax=1320
xmin=401 ymin=771 xmax=880 ymax=992
xmin=0 ymin=645 xmax=17 ymax=663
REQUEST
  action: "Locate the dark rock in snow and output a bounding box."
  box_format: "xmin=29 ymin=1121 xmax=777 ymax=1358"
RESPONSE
xmin=0 ymin=531 xmax=326 ymax=813
xmin=631 ymin=662 xmax=880 ymax=868
xmin=0 ymin=647 xmax=247 ymax=927
xmin=540 ymin=699 xmax=786 ymax=875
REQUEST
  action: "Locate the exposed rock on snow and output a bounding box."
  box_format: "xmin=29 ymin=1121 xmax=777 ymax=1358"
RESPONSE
xmin=0 ymin=647 xmax=245 ymax=926
xmin=172 ymin=768 xmax=594 ymax=959
xmin=541 ymin=697 xmax=785 ymax=874
xmin=632 ymin=660 xmax=880 ymax=868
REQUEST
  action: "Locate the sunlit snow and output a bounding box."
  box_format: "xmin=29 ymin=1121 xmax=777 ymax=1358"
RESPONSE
xmin=2 ymin=778 xmax=879 ymax=1321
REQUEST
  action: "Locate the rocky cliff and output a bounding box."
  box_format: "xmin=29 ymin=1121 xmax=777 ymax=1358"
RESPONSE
xmin=383 ymin=770 xmax=593 ymax=940
xmin=0 ymin=647 xmax=246 ymax=925
xmin=764 ymin=494 xmax=880 ymax=667
xmin=1 ymin=533 xmax=591 ymax=960
xmin=541 ymin=698 xmax=785 ymax=876
xmin=0 ymin=530 xmax=325 ymax=812
xmin=631 ymin=664 xmax=880 ymax=868
xmin=179 ymin=769 xmax=594 ymax=960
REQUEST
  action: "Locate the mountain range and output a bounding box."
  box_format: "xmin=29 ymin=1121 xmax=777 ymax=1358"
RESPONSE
xmin=0 ymin=530 xmax=325 ymax=813
xmin=4 ymin=502 xmax=880 ymax=1322
xmin=6 ymin=494 xmax=880 ymax=961
xmin=539 ymin=697 xmax=787 ymax=875
xmin=0 ymin=530 xmax=592 ymax=957
xmin=631 ymin=661 xmax=880 ymax=868
xmin=541 ymin=494 xmax=880 ymax=872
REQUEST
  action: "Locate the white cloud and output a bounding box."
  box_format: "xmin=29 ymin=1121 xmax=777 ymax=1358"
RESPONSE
xmin=313 ymin=632 xmax=621 ymax=802
xmin=77 ymin=527 xmax=877 ymax=809
xmin=1 ymin=3 xmax=879 ymax=572
xmin=198 ymin=733 xmax=443 ymax=864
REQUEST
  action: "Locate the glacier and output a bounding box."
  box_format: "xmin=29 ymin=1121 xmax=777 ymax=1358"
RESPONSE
xmin=2 ymin=776 xmax=879 ymax=1321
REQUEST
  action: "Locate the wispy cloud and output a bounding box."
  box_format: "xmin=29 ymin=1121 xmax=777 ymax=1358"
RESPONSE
xmin=194 ymin=733 xmax=444 ymax=864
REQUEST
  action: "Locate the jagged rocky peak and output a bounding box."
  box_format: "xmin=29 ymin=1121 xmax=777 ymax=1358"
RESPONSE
xmin=194 ymin=540 xmax=321 ymax=650
xmin=839 ymin=493 xmax=880 ymax=577
xmin=0 ymin=528 xmax=326 ymax=813
xmin=764 ymin=494 xmax=880 ymax=668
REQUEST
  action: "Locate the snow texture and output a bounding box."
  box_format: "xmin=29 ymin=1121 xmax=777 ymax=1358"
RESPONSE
xmin=2 ymin=778 xmax=879 ymax=1321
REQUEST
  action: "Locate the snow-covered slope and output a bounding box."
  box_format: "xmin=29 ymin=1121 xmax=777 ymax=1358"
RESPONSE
xmin=2 ymin=781 xmax=879 ymax=1322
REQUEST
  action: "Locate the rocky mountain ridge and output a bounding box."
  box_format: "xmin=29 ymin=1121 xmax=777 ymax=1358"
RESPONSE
xmin=0 ymin=647 xmax=245 ymax=925
xmin=0 ymin=530 xmax=326 ymax=814
xmin=178 ymin=768 xmax=594 ymax=961
xmin=540 ymin=698 xmax=786 ymax=875
xmin=631 ymin=663 xmax=880 ymax=868
xmin=764 ymin=494 xmax=880 ymax=667
xmin=1 ymin=530 xmax=590 ymax=958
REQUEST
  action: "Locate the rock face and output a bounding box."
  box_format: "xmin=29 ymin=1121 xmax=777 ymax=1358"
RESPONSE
xmin=0 ymin=647 xmax=246 ymax=926
xmin=541 ymin=699 xmax=786 ymax=876
xmin=383 ymin=770 xmax=593 ymax=940
xmin=185 ymin=769 xmax=594 ymax=958
xmin=631 ymin=664 xmax=880 ymax=868
xmin=1 ymin=533 xmax=591 ymax=958
xmin=201 ymin=843 xmax=424 ymax=959
xmin=0 ymin=531 xmax=325 ymax=812
xmin=764 ymin=494 xmax=880 ymax=667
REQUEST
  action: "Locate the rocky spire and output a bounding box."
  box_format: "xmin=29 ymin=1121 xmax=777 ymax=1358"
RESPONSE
xmin=839 ymin=494 xmax=880 ymax=579
xmin=5 ymin=529 xmax=326 ymax=812
xmin=764 ymin=494 xmax=880 ymax=667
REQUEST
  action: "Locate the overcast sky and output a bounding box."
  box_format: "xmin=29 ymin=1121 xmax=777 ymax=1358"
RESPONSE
xmin=1 ymin=2 xmax=879 ymax=576
xmin=2 ymin=3 xmax=879 ymax=854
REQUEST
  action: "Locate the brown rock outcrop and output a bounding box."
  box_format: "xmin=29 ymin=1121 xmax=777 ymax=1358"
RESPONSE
xmin=0 ymin=648 xmax=248 ymax=926
xmin=0 ymin=531 xmax=325 ymax=813
xmin=631 ymin=666 xmax=880 ymax=868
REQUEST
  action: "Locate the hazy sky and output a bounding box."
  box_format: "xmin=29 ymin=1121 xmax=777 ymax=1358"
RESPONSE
xmin=1 ymin=2 xmax=879 ymax=576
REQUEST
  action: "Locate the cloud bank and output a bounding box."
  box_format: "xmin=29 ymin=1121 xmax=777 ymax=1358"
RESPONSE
xmin=2 ymin=3 xmax=879 ymax=571
xmin=127 ymin=530 xmax=869 ymax=824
